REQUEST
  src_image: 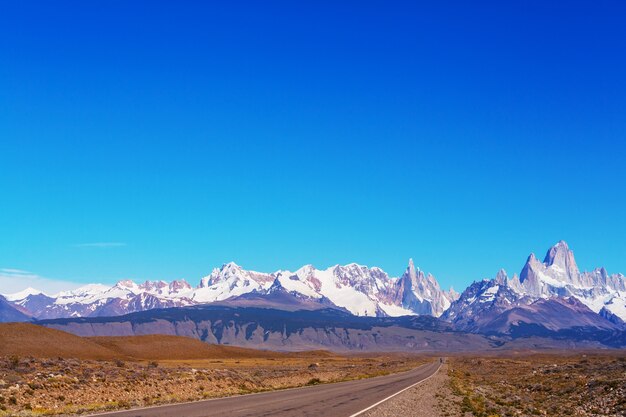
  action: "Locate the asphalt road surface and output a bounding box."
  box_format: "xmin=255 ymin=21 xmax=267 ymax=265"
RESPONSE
xmin=91 ymin=360 xmax=442 ymax=417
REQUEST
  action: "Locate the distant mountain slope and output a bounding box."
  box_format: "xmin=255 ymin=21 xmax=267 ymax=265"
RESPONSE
xmin=38 ymin=303 xmax=621 ymax=351
xmin=39 ymin=304 xmax=490 ymax=352
xmin=493 ymin=297 xmax=620 ymax=333
xmin=441 ymin=271 xmax=528 ymax=332
xmin=0 ymin=295 xmax=31 ymax=323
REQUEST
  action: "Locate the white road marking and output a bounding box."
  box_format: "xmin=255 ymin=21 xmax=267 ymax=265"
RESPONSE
xmin=347 ymin=361 xmax=443 ymax=417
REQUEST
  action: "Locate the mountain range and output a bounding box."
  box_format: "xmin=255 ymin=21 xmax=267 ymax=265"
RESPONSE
xmin=3 ymin=260 xmax=458 ymax=320
xmin=2 ymin=241 xmax=626 ymax=349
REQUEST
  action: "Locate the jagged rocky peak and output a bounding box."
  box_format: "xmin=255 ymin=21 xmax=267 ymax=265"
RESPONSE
xmin=519 ymin=240 xmax=584 ymax=295
xmin=494 ymin=269 xmax=508 ymax=284
xmin=408 ymin=258 xmax=416 ymax=273
xmin=543 ymin=240 xmax=580 ymax=280
xmin=448 ymin=287 xmax=460 ymax=301
xmin=138 ymin=280 xmax=168 ymax=291
xmin=405 ymin=259 xmax=449 ymax=296
xmin=401 ymin=259 xmax=423 ymax=294
xmin=493 ymin=269 xmax=522 ymax=292
xmin=169 ymin=279 xmax=192 ymax=292
xmin=519 ymin=240 xmax=626 ymax=295
xmin=402 ymin=258 xmax=428 ymax=286
xmin=399 ymin=258 xmax=451 ymax=317
xmin=520 ymin=251 xmax=542 ymax=279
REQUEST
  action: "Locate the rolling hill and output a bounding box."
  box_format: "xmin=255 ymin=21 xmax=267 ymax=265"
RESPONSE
xmin=0 ymin=323 xmax=296 ymax=360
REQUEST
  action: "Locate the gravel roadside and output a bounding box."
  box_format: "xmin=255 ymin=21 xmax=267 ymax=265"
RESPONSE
xmin=362 ymin=363 xmax=463 ymax=417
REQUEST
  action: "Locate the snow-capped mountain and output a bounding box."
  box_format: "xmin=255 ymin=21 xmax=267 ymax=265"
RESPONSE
xmin=519 ymin=241 xmax=626 ymax=321
xmin=443 ymin=241 xmax=626 ymax=332
xmin=2 ymin=260 xmax=457 ymax=320
xmin=395 ymin=259 xmax=457 ymax=316
xmin=269 ymin=263 xmax=390 ymax=316
xmin=3 ymin=287 xmax=45 ymax=302
xmin=10 ymin=281 xmax=196 ymax=320
xmin=192 ymin=262 xmax=275 ymax=303
xmin=440 ymin=270 xmax=531 ymax=332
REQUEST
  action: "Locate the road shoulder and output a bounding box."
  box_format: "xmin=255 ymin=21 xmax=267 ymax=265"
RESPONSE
xmin=361 ymin=363 xmax=464 ymax=417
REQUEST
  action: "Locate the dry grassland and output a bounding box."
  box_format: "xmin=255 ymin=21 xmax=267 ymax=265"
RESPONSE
xmin=0 ymin=324 xmax=426 ymax=416
xmin=447 ymin=353 xmax=626 ymax=417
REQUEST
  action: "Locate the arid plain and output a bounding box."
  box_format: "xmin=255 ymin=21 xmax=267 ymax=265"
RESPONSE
xmin=0 ymin=323 xmax=427 ymax=416
xmin=1 ymin=323 xmax=625 ymax=417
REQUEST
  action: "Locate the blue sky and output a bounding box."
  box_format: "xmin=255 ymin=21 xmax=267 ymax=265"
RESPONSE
xmin=1 ymin=1 xmax=625 ymax=293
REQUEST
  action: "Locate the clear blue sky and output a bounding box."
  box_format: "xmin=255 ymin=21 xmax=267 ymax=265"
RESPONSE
xmin=1 ymin=1 xmax=625 ymax=292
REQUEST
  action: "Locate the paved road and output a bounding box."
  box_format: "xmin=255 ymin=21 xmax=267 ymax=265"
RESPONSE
xmin=90 ymin=360 xmax=441 ymax=417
